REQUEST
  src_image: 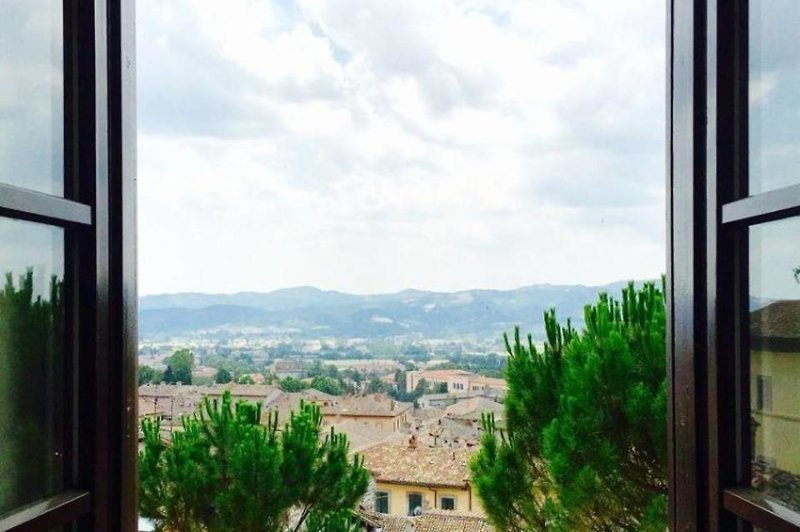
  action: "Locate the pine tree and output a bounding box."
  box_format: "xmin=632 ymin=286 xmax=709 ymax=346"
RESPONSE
xmin=139 ymin=391 xmax=369 ymax=531
xmin=0 ymin=270 xmax=64 ymax=514
xmin=471 ymin=281 xmax=667 ymax=531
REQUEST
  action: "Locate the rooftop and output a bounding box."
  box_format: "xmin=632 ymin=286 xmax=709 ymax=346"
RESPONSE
xmin=360 ymin=442 xmax=476 ymax=488
xmin=323 ymin=394 xmax=413 ymax=418
xmin=751 ymin=300 xmax=800 ymax=339
xmin=370 ymin=510 xmax=494 ymax=532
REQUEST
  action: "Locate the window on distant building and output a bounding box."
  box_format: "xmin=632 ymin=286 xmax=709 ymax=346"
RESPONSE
xmin=407 ymin=492 xmax=423 ymax=516
xmin=375 ymin=491 xmax=390 ymax=514
xmin=755 ymin=375 xmax=772 ymax=412
xmin=440 ymin=496 xmax=456 ymax=510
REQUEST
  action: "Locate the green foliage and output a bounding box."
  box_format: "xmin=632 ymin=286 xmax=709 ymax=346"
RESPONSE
xmin=238 ymin=374 xmax=256 ymax=385
xmin=310 ymin=375 xmax=344 ymax=396
xmin=365 ymin=375 xmax=386 ymax=393
xmin=472 ymin=281 xmax=667 ymax=531
xmin=435 ymin=382 xmax=448 ymax=393
xmin=163 ymin=348 xmax=195 ymax=384
xmin=138 ymin=364 xmax=162 ymax=386
xmin=0 ymin=270 xmax=64 ymax=514
xmin=215 ymin=367 xmax=233 ymax=384
xmin=139 ymin=391 xmax=369 ymax=531
xmin=279 ymin=376 xmax=309 ymax=392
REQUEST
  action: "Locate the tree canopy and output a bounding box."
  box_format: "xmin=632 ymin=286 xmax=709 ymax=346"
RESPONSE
xmin=472 ymin=281 xmax=667 ymax=531
xmin=162 ymin=348 xmax=194 ymax=384
xmin=139 ymin=391 xmax=369 ymax=531
xmin=215 ymin=367 xmax=233 ymax=384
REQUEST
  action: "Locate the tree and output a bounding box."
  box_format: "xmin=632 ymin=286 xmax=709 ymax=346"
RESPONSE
xmin=139 ymin=391 xmax=369 ymax=531
xmin=0 ymin=270 xmax=64 ymax=513
xmin=163 ymin=348 xmax=194 ymax=384
xmin=238 ymin=374 xmax=256 ymax=385
xmin=365 ymin=376 xmax=386 ymax=394
xmin=472 ymin=281 xmax=667 ymax=531
xmin=139 ymin=365 xmax=162 ymax=386
xmin=279 ymin=377 xmax=309 ymax=392
xmin=413 ymin=378 xmax=429 ymax=397
xmin=215 ymin=368 xmax=233 ymax=384
xmin=310 ymin=375 xmax=344 ymax=396
xmin=434 ymin=382 xmax=448 ymax=393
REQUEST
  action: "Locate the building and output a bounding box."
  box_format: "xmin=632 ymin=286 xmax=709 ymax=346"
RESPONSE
xmin=322 ymin=394 xmax=413 ymax=432
xmin=406 ymin=370 xmax=507 ymax=398
xmin=360 ymin=440 xmax=482 ymax=517
xmin=270 ymin=358 xmax=307 ymax=379
xmin=749 ymin=300 xmax=800 ymax=505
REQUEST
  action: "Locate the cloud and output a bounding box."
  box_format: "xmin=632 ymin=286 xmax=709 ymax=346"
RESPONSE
xmin=137 ymin=0 xmax=667 ymax=295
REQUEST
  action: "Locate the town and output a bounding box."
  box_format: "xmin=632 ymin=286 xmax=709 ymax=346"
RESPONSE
xmin=139 ymin=350 xmax=508 ymax=531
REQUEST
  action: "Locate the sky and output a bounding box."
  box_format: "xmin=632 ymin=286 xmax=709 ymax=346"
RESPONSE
xmin=137 ymin=0 xmax=666 ymax=296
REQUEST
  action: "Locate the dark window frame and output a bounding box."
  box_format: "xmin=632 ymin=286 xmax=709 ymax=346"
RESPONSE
xmin=439 ymin=496 xmax=456 ymax=511
xmin=669 ymin=0 xmax=800 ymax=530
xmin=0 ymin=0 xmax=137 ymax=530
xmin=407 ymin=492 xmax=423 ymax=516
xmin=375 ymin=491 xmax=390 ymax=514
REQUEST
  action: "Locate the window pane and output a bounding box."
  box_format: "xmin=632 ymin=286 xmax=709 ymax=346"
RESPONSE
xmin=375 ymin=492 xmax=389 ymax=514
xmin=0 ymin=217 xmax=65 ymax=514
xmin=749 ymin=0 xmax=800 ymax=194
xmin=0 ymin=0 xmax=63 ymax=196
xmin=749 ymin=217 xmax=800 ymax=512
xmin=408 ymin=493 xmax=422 ymax=516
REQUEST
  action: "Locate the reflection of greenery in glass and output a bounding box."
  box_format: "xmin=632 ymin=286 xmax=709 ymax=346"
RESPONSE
xmin=0 ymin=269 xmax=64 ymax=513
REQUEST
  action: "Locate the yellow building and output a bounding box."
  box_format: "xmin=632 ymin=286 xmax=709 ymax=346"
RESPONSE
xmin=321 ymin=394 xmax=412 ymax=432
xmin=750 ymin=300 xmax=800 ymax=476
xmin=360 ymin=440 xmax=482 ymax=517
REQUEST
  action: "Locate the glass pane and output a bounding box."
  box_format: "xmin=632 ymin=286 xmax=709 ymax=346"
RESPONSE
xmin=750 ymin=217 xmax=800 ymax=512
xmin=749 ymin=0 xmax=800 ymax=194
xmin=0 ymin=0 xmax=63 ymax=195
xmin=0 ymin=217 xmax=65 ymax=515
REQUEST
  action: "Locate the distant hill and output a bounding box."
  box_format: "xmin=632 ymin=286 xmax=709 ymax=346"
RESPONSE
xmin=139 ymin=282 xmax=648 ymax=340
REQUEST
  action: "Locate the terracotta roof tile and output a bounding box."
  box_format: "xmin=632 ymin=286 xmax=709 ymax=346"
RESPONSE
xmin=751 ymin=300 xmax=800 ymax=339
xmin=360 ymin=443 xmax=477 ymax=488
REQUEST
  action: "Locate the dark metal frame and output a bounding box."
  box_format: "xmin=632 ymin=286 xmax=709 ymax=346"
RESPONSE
xmin=0 ymin=0 xmax=137 ymax=530
xmin=670 ymin=0 xmax=800 ymax=529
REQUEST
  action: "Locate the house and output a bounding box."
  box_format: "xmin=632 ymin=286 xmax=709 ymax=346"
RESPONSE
xmin=750 ymin=300 xmax=800 ymax=501
xmin=360 ymin=439 xmax=482 ymax=517
xmin=270 ymin=358 xmax=307 ymax=379
xmin=322 ymin=394 xmax=413 ymax=432
xmin=405 ymin=370 xmax=507 ymax=398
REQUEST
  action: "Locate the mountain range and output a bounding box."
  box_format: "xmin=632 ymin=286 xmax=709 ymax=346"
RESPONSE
xmin=139 ymin=281 xmax=649 ymax=340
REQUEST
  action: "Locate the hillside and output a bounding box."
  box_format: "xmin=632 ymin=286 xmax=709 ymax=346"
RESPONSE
xmin=139 ymin=282 xmax=644 ymax=340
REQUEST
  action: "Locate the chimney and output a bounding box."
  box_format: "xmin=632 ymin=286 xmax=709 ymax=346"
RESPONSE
xmin=390 ymin=400 xmax=397 ymax=411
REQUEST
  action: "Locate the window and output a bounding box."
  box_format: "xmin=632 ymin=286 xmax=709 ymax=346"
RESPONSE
xmin=375 ymin=491 xmax=390 ymax=514
xmin=754 ymin=375 xmax=772 ymax=412
xmin=440 ymin=496 xmax=456 ymax=511
xmin=669 ymin=0 xmax=800 ymax=528
xmin=0 ymin=0 xmax=136 ymax=529
xmin=407 ymin=492 xmax=423 ymax=516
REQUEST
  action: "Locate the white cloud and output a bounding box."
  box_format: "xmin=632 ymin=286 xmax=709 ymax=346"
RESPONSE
xmin=137 ymin=0 xmax=666 ymax=295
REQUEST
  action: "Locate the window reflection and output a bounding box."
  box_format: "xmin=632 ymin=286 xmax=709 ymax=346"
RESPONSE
xmin=0 ymin=218 xmax=65 ymax=514
xmin=750 ymin=218 xmax=800 ymax=511
xmin=0 ymin=0 xmax=63 ymax=195
xmin=749 ymin=0 xmax=800 ymax=194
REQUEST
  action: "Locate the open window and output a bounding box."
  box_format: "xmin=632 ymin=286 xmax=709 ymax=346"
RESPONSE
xmin=669 ymin=0 xmax=800 ymax=528
xmin=0 ymin=1 xmax=136 ymax=530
